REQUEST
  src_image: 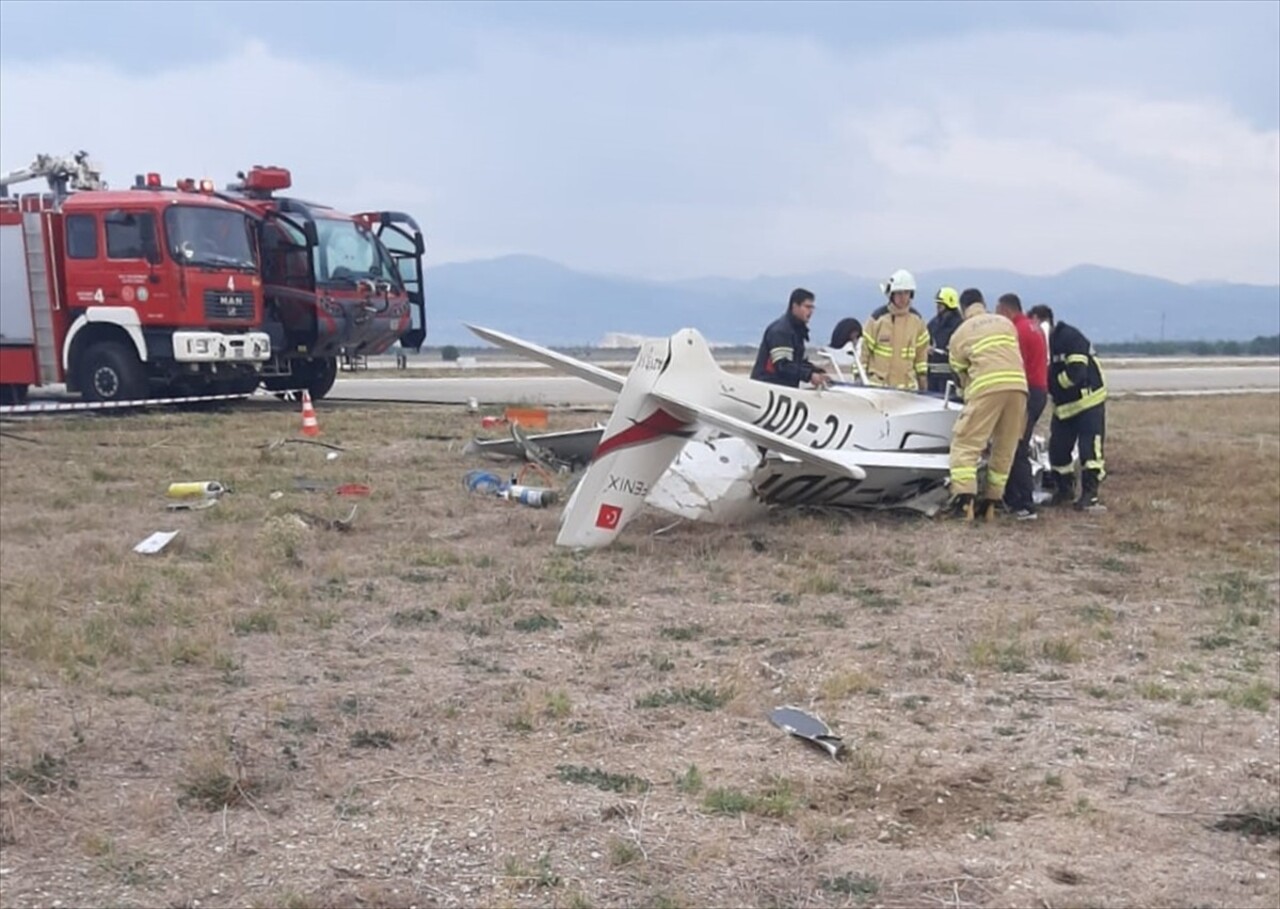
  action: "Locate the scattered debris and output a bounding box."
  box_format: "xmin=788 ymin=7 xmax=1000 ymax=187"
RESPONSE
xmin=134 ymin=530 xmax=179 ymax=555
xmin=464 ymin=470 xmax=506 ymax=495
xmin=769 ymin=706 xmax=847 ymax=760
xmin=502 ymin=484 xmax=558 ymax=508
xmin=464 ymin=469 xmax=559 ymax=508
xmin=294 ymin=477 xmax=327 ymax=492
xmin=504 ymin=406 xmax=549 ymax=430
xmin=336 ymin=483 xmax=372 ymax=497
xmin=465 ymin=423 xmax=602 ymax=473
xmin=287 ymin=505 xmax=359 ymax=532
xmin=166 ymin=481 xmax=227 ymax=499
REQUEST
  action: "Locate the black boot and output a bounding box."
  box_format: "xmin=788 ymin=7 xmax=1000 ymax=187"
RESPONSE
xmin=1049 ymin=472 xmax=1076 ymax=507
xmin=1075 ymin=471 xmax=1106 ymax=513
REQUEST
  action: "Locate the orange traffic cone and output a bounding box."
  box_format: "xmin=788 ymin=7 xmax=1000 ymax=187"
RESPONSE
xmin=300 ymin=390 xmax=321 ymax=437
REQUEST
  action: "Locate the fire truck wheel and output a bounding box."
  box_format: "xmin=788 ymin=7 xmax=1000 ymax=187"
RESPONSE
xmin=81 ymin=341 xmax=147 ymax=404
xmin=307 ymin=357 xmax=338 ymax=401
xmin=222 ymin=374 xmax=261 ymax=396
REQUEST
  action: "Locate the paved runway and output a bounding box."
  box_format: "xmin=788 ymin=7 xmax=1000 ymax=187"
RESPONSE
xmin=329 ymin=363 xmax=1280 ymax=406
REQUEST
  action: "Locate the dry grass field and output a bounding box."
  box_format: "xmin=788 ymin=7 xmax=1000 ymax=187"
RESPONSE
xmin=1 ymin=393 xmax=1277 ymax=909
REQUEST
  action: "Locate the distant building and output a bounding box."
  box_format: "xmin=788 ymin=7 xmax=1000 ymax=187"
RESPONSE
xmin=599 ymin=332 xmax=653 ymax=349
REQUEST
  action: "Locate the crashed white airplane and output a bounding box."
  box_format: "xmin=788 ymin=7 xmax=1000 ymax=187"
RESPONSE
xmin=466 ymin=324 xmax=1045 ymax=551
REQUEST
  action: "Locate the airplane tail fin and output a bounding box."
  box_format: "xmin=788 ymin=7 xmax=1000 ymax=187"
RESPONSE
xmin=556 ymin=337 xmax=696 ymax=548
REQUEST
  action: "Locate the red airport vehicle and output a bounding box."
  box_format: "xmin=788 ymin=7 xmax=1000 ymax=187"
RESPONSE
xmin=0 ymin=152 xmax=270 ymax=406
xmin=0 ymin=152 xmax=427 ymax=406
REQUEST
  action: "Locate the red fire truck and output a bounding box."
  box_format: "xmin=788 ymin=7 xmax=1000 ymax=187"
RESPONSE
xmin=0 ymin=153 xmax=272 ymax=406
xmin=220 ymin=165 xmax=426 ymax=399
xmin=0 ymin=154 xmax=427 ymax=406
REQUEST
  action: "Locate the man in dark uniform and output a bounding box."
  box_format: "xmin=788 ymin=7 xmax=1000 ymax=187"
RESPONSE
xmin=926 ymin=286 xmax=964 ymax=393
xmin=751 ymin=288 xmax=830 ymax=389
xmin=1028 ymin=305 xmax=1108 ymax=512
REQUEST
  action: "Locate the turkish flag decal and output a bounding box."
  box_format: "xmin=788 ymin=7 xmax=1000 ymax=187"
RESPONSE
xmin=596 ymin=503 xmax=623 ymax=530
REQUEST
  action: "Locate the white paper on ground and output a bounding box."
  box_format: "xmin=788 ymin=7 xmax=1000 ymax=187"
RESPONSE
xmin=134 ymin=530 xmax=179 ymax=554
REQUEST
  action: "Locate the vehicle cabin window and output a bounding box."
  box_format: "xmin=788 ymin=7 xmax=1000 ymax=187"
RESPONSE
xmin=65 ymin=214 xmax=99 ymax=259
xmin=105 ymin=211 xmax=156 ymax=260
xmin=261 ymin=221 xmax=312 ymax=288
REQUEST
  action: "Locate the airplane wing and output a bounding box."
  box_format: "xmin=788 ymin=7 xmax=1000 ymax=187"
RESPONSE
xmin=465 ymin=324 xmax=625 ymax=393
xmin=650 ymin=388 xmax=867 ymax=481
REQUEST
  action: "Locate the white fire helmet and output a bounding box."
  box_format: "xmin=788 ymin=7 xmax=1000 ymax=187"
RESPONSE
xmin=880 ymin=269 xmax=917 ymax=297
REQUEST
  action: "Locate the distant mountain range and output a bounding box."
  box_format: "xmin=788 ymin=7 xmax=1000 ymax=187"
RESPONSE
xmin=420 ymin=255 xmax=1280 ymax=347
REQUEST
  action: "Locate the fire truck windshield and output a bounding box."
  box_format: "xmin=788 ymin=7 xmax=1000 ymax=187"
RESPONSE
xmin=313 ymin=217 xmax=402 ymax=289
xmin=165 ymin=206 xmax=257 ymax=271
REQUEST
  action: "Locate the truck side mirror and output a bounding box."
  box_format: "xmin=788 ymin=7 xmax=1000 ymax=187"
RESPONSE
xmin=413 ymin=231 xmax=425 ymax=256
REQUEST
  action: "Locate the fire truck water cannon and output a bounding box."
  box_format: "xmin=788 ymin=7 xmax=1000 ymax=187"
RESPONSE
xmin=226 ymin=166 xmax=292 ymax=198
xmin=0 ymin=151 xmax=106 ymax=198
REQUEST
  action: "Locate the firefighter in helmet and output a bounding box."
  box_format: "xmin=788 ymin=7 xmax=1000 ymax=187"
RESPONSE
xmin=859 ymin=269 xmax=930 ymax=391
xmin=926 ymin=286 xmax=963 ymax=394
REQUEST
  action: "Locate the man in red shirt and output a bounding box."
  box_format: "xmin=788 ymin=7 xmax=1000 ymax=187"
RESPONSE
xmin=996 ymin=293 xmax=1048 ymax=519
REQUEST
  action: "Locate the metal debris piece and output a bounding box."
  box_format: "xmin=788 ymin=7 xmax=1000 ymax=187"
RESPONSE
xmin=464 ymin=425 xmax=603 ymax=474
xmin=769 ymin=706 xmax=847 ymax=760
xmin=134 ymin=530 xmax=179 ymax=554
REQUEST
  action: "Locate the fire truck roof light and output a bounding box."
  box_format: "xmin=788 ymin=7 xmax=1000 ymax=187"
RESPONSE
xmin=146 ymin=172 xmax=161 ymax=187
xmin=199 ymin=179 xmax=215 ymax=193
xmin=242 ymin=166 xmax=292 ymax=193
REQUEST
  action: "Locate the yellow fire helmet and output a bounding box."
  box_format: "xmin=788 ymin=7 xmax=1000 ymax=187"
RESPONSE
xmin=935 ymin=286 xmax=960 ymax=310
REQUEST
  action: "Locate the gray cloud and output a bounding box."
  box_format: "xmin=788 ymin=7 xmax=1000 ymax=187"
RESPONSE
xmin=1 ymin=22 xmax=1275 ymax=284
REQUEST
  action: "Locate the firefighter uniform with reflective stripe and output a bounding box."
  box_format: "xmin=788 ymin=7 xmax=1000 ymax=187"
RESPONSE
xmin=1046 ymin=320 xmax=1107 ymax=501
xmin=947 ymin=304 xmax=1028 ymax=502
xmin=750 ymin=310 xmax=820 ymax=388
xmin=860 ymin=304 xmax=930 ymax=391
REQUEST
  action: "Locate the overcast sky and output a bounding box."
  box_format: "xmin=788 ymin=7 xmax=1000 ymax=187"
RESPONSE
xmin=2 ymin=0 xmax=1277 ymax=284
